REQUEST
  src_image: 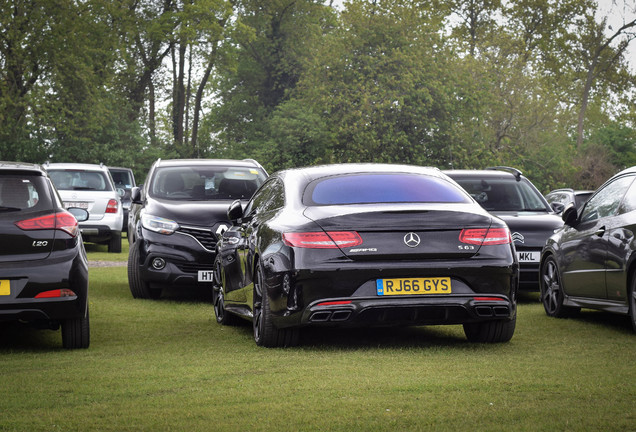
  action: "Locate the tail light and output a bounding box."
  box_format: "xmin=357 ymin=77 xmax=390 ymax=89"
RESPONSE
xmin=35 ymin=289 xmax=76 ymax=298
xmin=15 ymin=211 xmax=80 ymax=237
xmin=105 ymin=199 xmax=119 ymax=214
xmin=283 ymin=231 xmax=363 ymax=249
xmin=459 ymin=227 xmax=511 ymax=245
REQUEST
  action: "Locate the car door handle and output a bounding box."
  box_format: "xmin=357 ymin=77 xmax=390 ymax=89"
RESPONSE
xmin=595 ymin=226 xmax=606 ymax=237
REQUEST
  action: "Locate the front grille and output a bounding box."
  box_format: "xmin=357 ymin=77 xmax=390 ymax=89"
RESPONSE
xmin=176 ymin=262 xmax=215 ymax=274
xmin=177 ymin=226 xmax=217 ymax=251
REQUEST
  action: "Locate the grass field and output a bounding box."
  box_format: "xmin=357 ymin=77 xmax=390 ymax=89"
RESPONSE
xmin=0 ymin=244 xmax=634 ymax=431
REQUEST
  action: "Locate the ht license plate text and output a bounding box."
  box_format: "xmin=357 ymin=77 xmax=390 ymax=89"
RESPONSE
xmin=376 ymin=277 xmax=451 ymax=296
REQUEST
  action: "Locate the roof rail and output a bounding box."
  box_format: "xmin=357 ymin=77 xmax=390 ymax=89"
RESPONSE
xmin=486 ymin=166 xmax=522 ymax=181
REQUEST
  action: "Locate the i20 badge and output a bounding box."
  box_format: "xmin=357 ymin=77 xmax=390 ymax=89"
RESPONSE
xmin=404 ymin=232 xmax=421 ymax=248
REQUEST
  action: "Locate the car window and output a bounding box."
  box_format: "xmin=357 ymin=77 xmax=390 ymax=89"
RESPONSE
xmin=150 ymin=166 xmax=266 ymax=201
xmin=304 ymin=174 xmax=471 ymax=206
xmin=48 ymin=170 xmax=113 ymax=192
xmin=111 ymin=170 xmax=134 ymax=189
xmin=244 ymin=178 xmax=283 ymax=217
xmin=580 ymin=175 xmax=635 ymax=222
xmin=0 ymin=175 xmax=51 ymax=211
xmin=618 ymin=176 xmax=636 ymax=215
xmin=453 ymin=178 xmax=548 ymax=212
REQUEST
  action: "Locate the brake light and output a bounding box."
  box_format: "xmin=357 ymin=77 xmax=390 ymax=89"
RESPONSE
xmin=459 ymin=228 xmax=511 ymax=245
xmin=35 ymin=289 xmax=76 ymax=298
xmin=282 ymin=231 xmax=363 ymax=249
xmin=105 ymin=199 xmax=119 ymax=214
xmin=15 ymin=212 xmax=80 ymax=237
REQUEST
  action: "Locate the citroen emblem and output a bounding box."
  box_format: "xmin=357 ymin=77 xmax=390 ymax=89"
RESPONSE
xmin=404 ymin=232 xmax=421 ymax=248
xmin=511 ymin=232 xmax=525 ymax=244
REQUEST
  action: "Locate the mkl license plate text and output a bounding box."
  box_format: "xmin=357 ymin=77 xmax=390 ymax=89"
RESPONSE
xmin=376 ymin=277 xmax=451 ymax=296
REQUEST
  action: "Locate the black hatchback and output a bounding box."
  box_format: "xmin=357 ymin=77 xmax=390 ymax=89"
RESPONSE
xmin=0 ymin=162 xmax=90 ymax=349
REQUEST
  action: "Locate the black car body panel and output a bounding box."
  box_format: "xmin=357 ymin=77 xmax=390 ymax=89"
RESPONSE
xmin=127 ymin=158 xmax=267 ymax=298
xmin=541 ymin=166 xmax=636 ymax=329
xmin=215 ymin=164 xmax=518 ymax=346
xmin=0 ymin=162 xmax=89 ymax=348
xmin=445 ymin=168 xmax=563 ymax=290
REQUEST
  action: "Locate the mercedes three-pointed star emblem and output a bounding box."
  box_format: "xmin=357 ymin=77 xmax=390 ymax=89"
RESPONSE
xmin=404 ymin=232 xmax=421 ymax=248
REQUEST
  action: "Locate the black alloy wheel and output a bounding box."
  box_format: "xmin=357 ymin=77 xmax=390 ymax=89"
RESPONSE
xmin=252 ymin=262 xmax=298 ymax=348
xmin=212 ymin=258 xmax=237 ymax=325
xmin=540 ymin=256 xmax=579 ymax=318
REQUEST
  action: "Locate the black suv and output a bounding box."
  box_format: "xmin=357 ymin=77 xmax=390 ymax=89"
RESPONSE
xmin=127 ymin=159 xmax=268 ymax=299
xmin=0 ymin=162 xmax=90 ymax=348
xmin=445 ymin=167 xmax=563 ymax=291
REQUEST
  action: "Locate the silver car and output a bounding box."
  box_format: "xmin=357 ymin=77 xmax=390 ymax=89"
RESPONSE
xmin=45 ymin=163 xmax=124 ymax=253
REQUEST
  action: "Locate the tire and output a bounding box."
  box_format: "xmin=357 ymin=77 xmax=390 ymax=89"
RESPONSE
xmin=108 ymin=231 xmax=122 ymax=253
xmin=253 ymin=263 xmax=298 ymax=348
xmin=127 ymin=242 xmax=161 ymax=299
xmin=463 ymin=315 xmax=516 ymax=343
xmin=540 ymin=256 xmax=579 ymax=318
xmin=212 ymin=258 xmax=238 ymax=326
xmin=629 ymin=274 xmax=636 ymax=333
xmin=62 ymin=307 xmax=90 ymax=349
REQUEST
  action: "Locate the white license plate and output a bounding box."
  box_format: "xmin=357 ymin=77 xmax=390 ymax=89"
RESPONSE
xmin=197 ymin=271 xmax=214 ymax=283
xmin=517 ymin=251 xmax=540 ymax=263
xmin=65 ymin=201 xmax=89 ymax=209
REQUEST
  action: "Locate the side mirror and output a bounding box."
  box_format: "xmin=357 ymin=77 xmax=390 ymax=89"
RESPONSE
xmin=116 ymin=187 xmax=125 ymax=198
xmin=227 ymin=199 xmax=244 ymax=224
xmin=130 ymin=186 xmax=142 ymax=204
xmin=67 ymin=207 xmax=89 ymax=222
xmin=561 ymin=204 xmax=578 ymax=226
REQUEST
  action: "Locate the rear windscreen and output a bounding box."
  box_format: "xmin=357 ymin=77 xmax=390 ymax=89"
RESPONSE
xmin=304 ymin=174 xmax=471 ymax=205
xmin=48 ymin=169 xmax=113 ymax=191
xmin=0 ymin=175 xmax=51 ymax=211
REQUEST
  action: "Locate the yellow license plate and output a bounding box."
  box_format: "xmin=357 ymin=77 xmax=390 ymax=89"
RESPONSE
xmin=0 ymin=280 xmax=10 ymax=296
xmin=376 ymin=277 xmax=451 ymax=296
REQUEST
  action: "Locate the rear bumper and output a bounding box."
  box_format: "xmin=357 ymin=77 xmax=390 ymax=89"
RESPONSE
xmin=0 ymin=251 xmax=88 ymax=324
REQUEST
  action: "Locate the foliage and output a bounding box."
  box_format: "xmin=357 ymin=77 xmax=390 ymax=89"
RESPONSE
xmin=0 ymin=0 xmax=635 ymax=188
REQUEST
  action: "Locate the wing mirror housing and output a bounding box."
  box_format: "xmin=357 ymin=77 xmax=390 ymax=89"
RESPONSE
xmin=67 ymin=207 xmax=89 ymax=222
xmin=130 ymin=186 xmax=142 ymax=204
xmin=227 ymin=199 xmax=244 ymax=224
xmin=561 ymin=204 xmax=578 ymax=226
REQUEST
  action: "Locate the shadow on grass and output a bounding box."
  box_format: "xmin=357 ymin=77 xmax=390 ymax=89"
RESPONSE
xmin=0 ymin=322 xmax=63 ymax=352
xmin=565 ymin=309 xmax=634 ymax=334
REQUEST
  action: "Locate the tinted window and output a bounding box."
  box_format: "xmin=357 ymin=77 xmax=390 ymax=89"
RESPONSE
xmin=150 ymin=166 xmax=266 ymax=201
xmin=581 ymin=175 xmax=634 ymax=222
xmin=453 ymin=178 xmax=548 ymax=212
xmin=618 ymin=176 xmax=636 ymax=214
xmin=111 ymin=170 xmax=134 ymax=188
xmin=245 ymin=178 xmax=284 ymax=216
xmin=48 ymin=169 xmax=113 ymax=192
xmin=304 ymin=174 xmax=471 ymax=205
xmin=0 ymin=175 xmax=51 ymax=211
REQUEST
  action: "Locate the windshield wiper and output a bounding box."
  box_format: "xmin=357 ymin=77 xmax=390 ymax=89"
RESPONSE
xmin=0 ymin=206 xmax=21 ymax=212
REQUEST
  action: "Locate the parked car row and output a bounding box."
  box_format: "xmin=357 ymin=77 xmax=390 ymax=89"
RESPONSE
xmin=1 ymin=158 xmax=634 ymax=350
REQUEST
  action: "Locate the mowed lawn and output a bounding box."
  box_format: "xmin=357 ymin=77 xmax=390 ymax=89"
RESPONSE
xmin=0 ymin=244 xmax=634 ymax=431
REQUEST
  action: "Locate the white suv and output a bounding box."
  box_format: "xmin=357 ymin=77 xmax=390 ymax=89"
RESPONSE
xmin=45 ymin=163 xmax=124 ymax=252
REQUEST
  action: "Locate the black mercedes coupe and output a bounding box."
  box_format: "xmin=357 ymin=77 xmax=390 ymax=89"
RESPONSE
xmin=213 ymin=164 xmax=519 ymax=347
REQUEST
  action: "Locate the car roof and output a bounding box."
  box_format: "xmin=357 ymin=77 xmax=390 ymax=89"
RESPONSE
xmin=0 ymin=161 xmax=45 ymax=175
xmin=154 ymin=158 xmax=265 ymax=169
xmin=45 ymin=162 xmax=110 ymax=172
xmin=444 ymin=169 xmax=524 ymax=181
xmin=278 ymin=163 xmax=444 ymax=183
